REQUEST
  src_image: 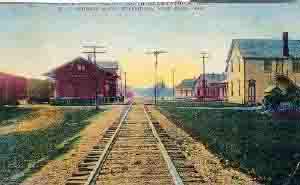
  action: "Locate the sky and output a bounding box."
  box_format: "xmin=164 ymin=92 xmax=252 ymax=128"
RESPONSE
xmin=0 ymin=2 xmax=300 ymax=87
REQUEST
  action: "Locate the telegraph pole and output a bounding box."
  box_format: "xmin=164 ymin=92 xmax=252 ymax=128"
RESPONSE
xmin=145 ymin=49 xmax=167 ymax=105
xmin=172 ymin=68 xmax=175 ymax=100
xmin=82 ymin=45 xmax=106 ymax=110
xmin=124 ymin=72 xmax=127 ymax=99
xmin=200 ymin=52 xmax=208 ymax=102
xmin=120 ymin=69 xmax=123 ymax=97
xmin=119 ymin=68 xmax=123 ymax=102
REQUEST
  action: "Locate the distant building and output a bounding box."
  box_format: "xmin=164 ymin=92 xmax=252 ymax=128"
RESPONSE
xmin=45 ymin=56 xmax=120 ymax=103
xmin=27 ymin=78 xmax=54 ymax=103
xmin=0 ymin=72 xmax=27 ymax=105
xmin=225 ymin=32 xmax=300 ymax=104
xmin=194 ymin=73 xmax=227 ymax=101
xmin=175 ymin=79 xmax=195 ymax=98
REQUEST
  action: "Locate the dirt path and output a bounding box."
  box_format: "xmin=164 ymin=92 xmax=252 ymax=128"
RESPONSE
xmin=149 ymin=106 xmax=257 ymax=185
xmin=21 ymin=105 xmax=123 ymax=185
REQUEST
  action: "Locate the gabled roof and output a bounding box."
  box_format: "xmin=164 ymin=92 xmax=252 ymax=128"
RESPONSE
xmin=197 ymin=73 xmax=226 ymax=83
xmin=176 ymin=79 xmax=196 ymax=89
xmin=226 ymin=39 xmax=300 ymax=63
xmin=44 ymin=57 xmax=85 ymax=78
xmin=44 ymin=56 xmax=119 ymax=78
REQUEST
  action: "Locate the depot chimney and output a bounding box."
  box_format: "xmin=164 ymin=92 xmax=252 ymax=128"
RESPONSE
xmin=283 ymin=32 xmax=289 ymax=57
xmin=87 ymin=54 xmax=91 ymax=61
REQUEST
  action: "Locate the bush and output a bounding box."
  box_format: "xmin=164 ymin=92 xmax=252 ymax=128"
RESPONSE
xmin=159 ymin=106 xmax=300 ymax=184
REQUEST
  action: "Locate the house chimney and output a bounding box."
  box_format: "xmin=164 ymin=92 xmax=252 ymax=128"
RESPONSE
xmin=283 ymin=32 xmax=289 ymax=57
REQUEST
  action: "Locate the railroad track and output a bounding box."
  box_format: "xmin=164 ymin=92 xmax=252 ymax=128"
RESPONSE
xmin=66 ymin=102 xmax=203 ymax=185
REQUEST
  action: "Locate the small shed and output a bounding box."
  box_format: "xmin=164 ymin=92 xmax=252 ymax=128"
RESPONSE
xmin=175 ymin=79 xmax=195 ymax=98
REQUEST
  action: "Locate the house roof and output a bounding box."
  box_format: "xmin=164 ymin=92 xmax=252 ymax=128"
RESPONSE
xmin=176 ymin=79 xmax=196 ymax=89
xmin=197 ymin=73 xmax=226 ymax=83
xmin=229 ymin=39 xmax=300 ymax=60
xmin=237 ymin=39 xmax=300 ymax=58
xmin=225 ymin=39 xmax=300 ymax=72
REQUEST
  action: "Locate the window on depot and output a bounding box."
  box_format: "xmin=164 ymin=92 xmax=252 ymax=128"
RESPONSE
xmin=264 ymin=60 xmax=272 ymax=73
xmin=293 ymin=61 xmax=300 ymax=73
xmin=77 ymin=64 xmax=86 ymax=72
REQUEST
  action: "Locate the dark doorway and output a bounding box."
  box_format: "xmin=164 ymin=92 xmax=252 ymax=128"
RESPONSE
xmin=248 ymin=79 xmax=256 ymax=104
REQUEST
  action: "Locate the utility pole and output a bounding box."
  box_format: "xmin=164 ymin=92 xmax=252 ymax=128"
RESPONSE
xmin=119 ymin=69 xmax=123 ymax=102
xmin=82 ymin=45 xmax=106 ymax=110
xmin=120 ymin=70 xmax=122 ymax=96
xmin=200 ymin=52 xmax=208 ymax=102
xmin=145 ymin=49 xmax=167 ymax=105
xmin=124 ymin=72 xmax=127 ymax=99
xmin=171 ymin=68 xmax=175 ymax=100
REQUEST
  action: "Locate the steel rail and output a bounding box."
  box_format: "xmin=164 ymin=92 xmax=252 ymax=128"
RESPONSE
xmin=84 ymin=103 xmax=133 ymax=185
xmin=143 ymin=105 xmax=185 ymax=185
